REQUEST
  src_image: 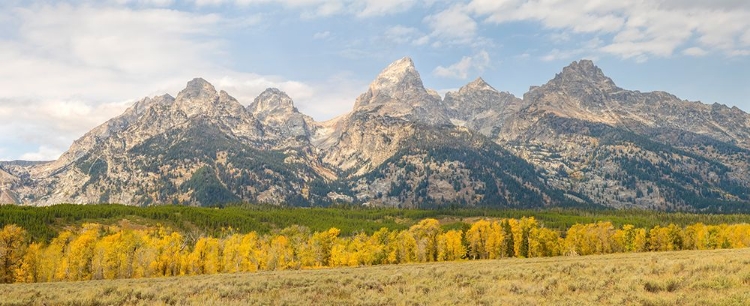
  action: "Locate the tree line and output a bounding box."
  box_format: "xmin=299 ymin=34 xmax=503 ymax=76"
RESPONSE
xmin=2 ymin=217 xmax=750 ymax=283
xmin=6 ymin=204 xmax=750 ymax=244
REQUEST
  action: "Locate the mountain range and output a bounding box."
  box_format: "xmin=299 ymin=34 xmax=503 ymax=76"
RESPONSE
xmin=1 ymin=58 xmax=749 ymax=211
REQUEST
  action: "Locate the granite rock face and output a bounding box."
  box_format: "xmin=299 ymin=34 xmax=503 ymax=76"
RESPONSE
xmin=3 ymin=58 xmax=749 ymax=210
xmin=443 ymin=77 xmax=523 ymax=136
xmin=352 ymin=57 xmax=450 ymax=126
xmin=248 ymin=88 xmax=314 ymax=141
xmin=474 ymin=60 xmax=750 ymax=210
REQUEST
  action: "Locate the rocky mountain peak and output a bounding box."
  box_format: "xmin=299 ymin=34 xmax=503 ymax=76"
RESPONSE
xmin=553 ymin=60 xmax=618 ymax=90
xmin=248 ymin=88 xmax=297 ymax=119
xmin=354 ymin=57 xmax=428 ymax=109
xmin=350 ymin=57 xmax=450 ymax=125
xmin=172 ymin=78 xmax=239 ymax=119
xmin=461 ymin=77 xmax=496 ymax=93
xmin=444 ymin=77 xmax=522 ymax=135
xmin=176 ymin=78 xmax=218 ymax=101
xmin=247 ymin=88 xmax=312 ymax=139
xmin=377 ymin=57 xmax=417 ymax=81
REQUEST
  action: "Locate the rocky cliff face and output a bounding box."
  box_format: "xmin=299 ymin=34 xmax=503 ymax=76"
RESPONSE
xmin=469 ymin=60 xmax=750 ymax=210
xmin=248 ymin=88 xmax=315 ymax=142
xmin=3 ymin=58 xmax=749 ymax=211
xmin=320 ymin=57 xmax=451 ymax=176
xmin=4 ymin=78 xmax=328 ymax=206
xmin=352 ymin=57 xmax=450 ymax=126
xmin=443 ymin=77 xmax=523 ymax=137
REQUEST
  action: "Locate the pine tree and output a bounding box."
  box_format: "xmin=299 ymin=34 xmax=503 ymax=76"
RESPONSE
xmin=503 ymin=220 xmax=514 ymax=258
xmin=520 ymin=228 xmax=529 ymax=258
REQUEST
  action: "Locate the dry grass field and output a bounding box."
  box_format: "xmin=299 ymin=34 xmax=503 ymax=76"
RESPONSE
xmin=2 ymin=248 xmax=750 ymax=306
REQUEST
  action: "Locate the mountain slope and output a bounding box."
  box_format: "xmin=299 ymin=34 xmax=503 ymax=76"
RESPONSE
xmin=2 ymin=58 xmax=749 ymax=211
xmin=4 ymin=79 xmax=330 ymax=206
xmin=445 ymin=60 xmax=750 ymax=211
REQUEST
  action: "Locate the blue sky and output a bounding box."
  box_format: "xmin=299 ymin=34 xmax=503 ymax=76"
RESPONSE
xmin=1 ymin=0 xmax=749 ymax=161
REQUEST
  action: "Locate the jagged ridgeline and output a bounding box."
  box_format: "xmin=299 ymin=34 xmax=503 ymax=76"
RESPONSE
xmin=0 ymin=58 xmax=748 ymax=211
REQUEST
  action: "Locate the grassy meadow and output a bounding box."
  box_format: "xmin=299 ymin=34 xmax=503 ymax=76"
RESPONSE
xmin=2 ymin=248 xmax=749 ymax=306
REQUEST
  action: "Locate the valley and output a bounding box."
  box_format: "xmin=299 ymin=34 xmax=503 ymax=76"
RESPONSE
xmin=2 ymin=248 xmax=748 ymax=305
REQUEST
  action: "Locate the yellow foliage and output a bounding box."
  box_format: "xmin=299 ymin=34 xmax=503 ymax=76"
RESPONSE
xmin=0 ymin=224 xmax=28 ymax=283
xmin=4 ymin=218 xmax=750 ymax=284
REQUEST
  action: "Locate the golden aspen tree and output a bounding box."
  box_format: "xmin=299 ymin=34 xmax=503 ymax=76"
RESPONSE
xmin=186 ymin=237 xmax=206 ymax=275
xmin=665 ymin=223 xmax=684 ymax=251
xmin=0 ymin=224 xmax=28 ymax=283
xmin=152 ymin=230 xmax=185 ymax=277
xmin=529 ymin=227 xmax=561 ymax=257
xmin=92 ymin=232 xmax=117 ymax=280
xmin=632 ymin=227 xmax=649 ymax=252
xmin=437 ymin=229 xmax=465 ymax=261
xmin=15 ymin=241 xmax=42 ymax=283
xmin=683 ymin=223 xmax=706 ymax=250
xmin=132 ymin=232 xmax=158 ymax=278
xmin=394 ymin=230 xmax=417 ymax=263
xmin=565 ymin=222 xmax=618 ymax=256
xmin=717 ymin=224 xmax=733 ymax=249
xmin=348 ymin=232 xmax=376 ymax=266
xmin=466 ymin=219 xmax=491 ymax=259
xmin=116 ymin=230 xmax=145 ymax=279
xmin=280 ymin=225 xmax=311 ymax=270
xmin=564 ymin=224 xmax=589 ymax=256
xmin=508 ymin=218 xmax=523 ymax=257
xmin=342 ymin=236 xmax=363 ymax=267
xmin=309 ymin=228 xmax=340 ymax=267
xmin=221 ymin=234 xmax=244 ymax=273
xmin=648 ymin=225 xmax=668 ymax=251
xmin=202 ymin=237 xmax=222 ymax=275
xmin=265 ymin=235 xmax=293 ymax=271
xmin=255 ymin=235 xmax=271 ymax=271
xmin=67 ymin=223 xmax=103 ymax=280
xmin=485 ymin=221 xmax=504 ymax=259
xmin=66 ymin=223 xmax=101 ymax=281
xmin=409 ymin=218 xmax=442 ymax=262
xmin=705 ymin=225 xmax=722 ymax=249
xmin=367 ymin=228 xmax=390 ymax=265
xmin=40 ymin=230 xmax=73 ymax=282
xmin=329 ymin=239 xmax=350 ymax=267
xmin=239 ymin=232 xmax=261 ymax=272
xmin=619 ymin=224 xmax=637 ymax=252
xmin=592 ymin=221 xmax=617 ymax=254
xmin=725 ymin=224 xmax=750 ymax=248
xmin=185 ymin=236 xmax=221 ymax=275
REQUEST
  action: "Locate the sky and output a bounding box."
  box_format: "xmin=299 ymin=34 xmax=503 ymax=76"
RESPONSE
xmin=1 ymin=0 xmax=749 ymax=161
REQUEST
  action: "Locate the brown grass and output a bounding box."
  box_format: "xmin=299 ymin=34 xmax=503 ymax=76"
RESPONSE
xmin=3 ymin=248 xmax=750 ymax=306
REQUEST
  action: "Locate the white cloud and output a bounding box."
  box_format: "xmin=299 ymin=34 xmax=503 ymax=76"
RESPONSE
xmin=0 ymin=148 xmax=9 ymax=161
xmin=193 ymin=0 xmax=228 ymax=6
xmin=683 ymin=47 xmax=708 ymax=57
xmin=0 ymin=98 xmax=133 ymax=157
xmin=20 ymin=146 xmax=65 ymax=161
xmin=424 ymin=5 xmax=477 ymax=45
xmin=433 ymin=50 xmax=490 ymax=79
xmin=357 ymin=0 xmax=418 ymax=17
xmin=192 ymin=0 xmax=422 ymax=18
xmin=468 ymin=0 xmax=750 ymax=60
xmin=114 ymin=0 xmax=175 ymax=6
xmin=382 ymin=26 xmax=429 ymax=46
xmin=0 ymin=2 xmax=340 ymax=160
xmin=214 ymin=71 xmax=367 ymax=120
xmin=0 ymin=4 xmax=224 ymax=101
